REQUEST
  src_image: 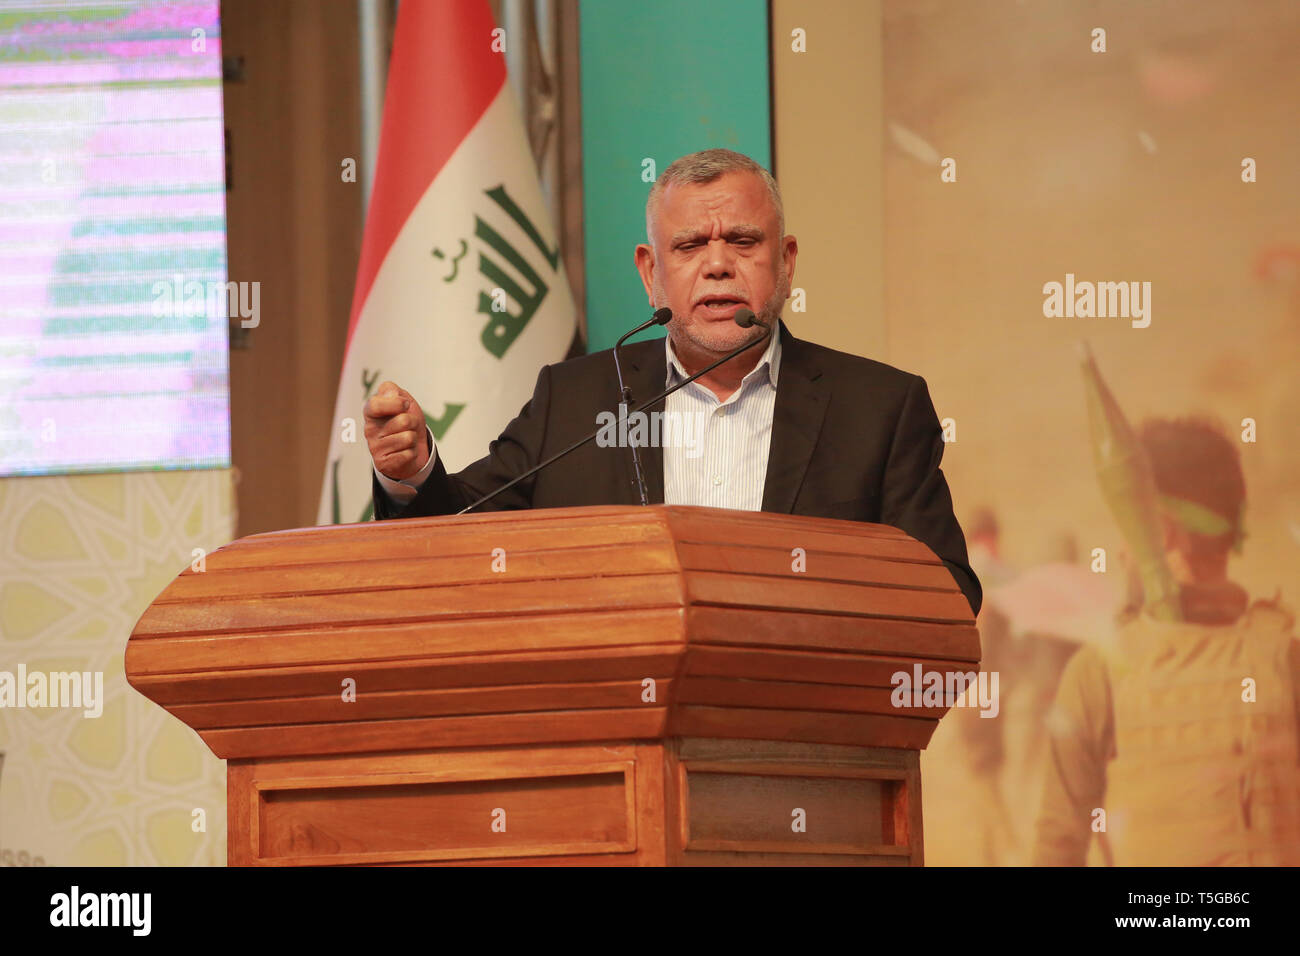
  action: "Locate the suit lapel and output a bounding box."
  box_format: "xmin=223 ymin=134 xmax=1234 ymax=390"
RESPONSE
xmin=762 ymin=321 xmax=829 ymax=513
xmin=620 ymin=323 xmax=828 ymax=511
xmin=623 ymin=338 xmax=666 ymax=504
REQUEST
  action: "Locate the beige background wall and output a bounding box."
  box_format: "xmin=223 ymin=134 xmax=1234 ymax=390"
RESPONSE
xmin=771 ymin=0 xmax=885 ymax=361
xmin=881 ymin=0 xmax=1300 ymax=584
xmin=774 ymin=0 xmax=1300 ymax=865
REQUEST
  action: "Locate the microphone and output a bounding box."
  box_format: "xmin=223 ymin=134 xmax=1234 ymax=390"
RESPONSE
xmin=615 ymin=307 xmax=673 ymax=506
xmin=456 ymin=308 xmax=770 ymax=515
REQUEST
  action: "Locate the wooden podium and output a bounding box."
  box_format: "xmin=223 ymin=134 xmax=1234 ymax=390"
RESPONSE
xmin=125 ymin=505 xmax=979 ymax=866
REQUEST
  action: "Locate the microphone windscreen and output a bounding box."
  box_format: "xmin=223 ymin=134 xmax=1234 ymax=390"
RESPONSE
xmin=653 ymin=307 xmax=673 ymax=325
xmin=733 ymin=308 xmax=757 ymax=328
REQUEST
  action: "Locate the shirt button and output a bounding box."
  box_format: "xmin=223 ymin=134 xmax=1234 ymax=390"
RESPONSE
xmin=713 ymin=475 xmax=723 ymax=486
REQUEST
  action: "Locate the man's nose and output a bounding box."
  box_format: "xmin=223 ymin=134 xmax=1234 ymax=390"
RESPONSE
xmin=702 ymin=239 xmax=736 ymax=278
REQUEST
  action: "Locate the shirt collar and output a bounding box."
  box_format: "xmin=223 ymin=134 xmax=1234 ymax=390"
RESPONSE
xmin=665 ymin=318 xmax=782 ymax=390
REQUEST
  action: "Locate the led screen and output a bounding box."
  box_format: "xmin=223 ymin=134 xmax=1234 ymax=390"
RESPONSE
xmin=0 ymin=0 xmax=230 ymax=476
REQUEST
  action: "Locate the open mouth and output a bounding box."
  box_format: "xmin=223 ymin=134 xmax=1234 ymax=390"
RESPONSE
xmin=696 ymin=295 xmax=746 ymax=316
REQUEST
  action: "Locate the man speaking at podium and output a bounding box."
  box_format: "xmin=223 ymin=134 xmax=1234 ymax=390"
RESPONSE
xmin=362 ymin=148 xmax=982 ymax=616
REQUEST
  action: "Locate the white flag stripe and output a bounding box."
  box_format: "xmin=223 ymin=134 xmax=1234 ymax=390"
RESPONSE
xmin=319 ymin=85 xmax=576 ymax=524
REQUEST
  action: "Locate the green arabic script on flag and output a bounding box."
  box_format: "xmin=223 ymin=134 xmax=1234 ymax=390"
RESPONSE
xmin=328 ymin=182 xmax=565 ymax=524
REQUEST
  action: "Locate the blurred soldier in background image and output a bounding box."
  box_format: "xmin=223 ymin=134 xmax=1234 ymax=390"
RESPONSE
xmin=1032 ymin=414 xmax=1300 ymax=865
xmin=949 ymin=512 xmax=1113 ymax=865
xmin=950 ymin=509 xmax=1017 ymax=864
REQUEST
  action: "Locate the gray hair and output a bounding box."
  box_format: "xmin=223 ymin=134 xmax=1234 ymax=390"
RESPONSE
xmin=645 ymin=148 xmax=784 ymax=245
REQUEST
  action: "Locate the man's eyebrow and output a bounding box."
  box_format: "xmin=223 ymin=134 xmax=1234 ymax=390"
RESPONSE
xmin=669 ymin=224 xmax=765 ymax=245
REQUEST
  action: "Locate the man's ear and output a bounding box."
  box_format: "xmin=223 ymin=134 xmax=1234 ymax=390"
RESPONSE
xmin=634 ymin=243 xmax=656 ymax=305
xmin=781 ymin=234 xmax=798 ymax=290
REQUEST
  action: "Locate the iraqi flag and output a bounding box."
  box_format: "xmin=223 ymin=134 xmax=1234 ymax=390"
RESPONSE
xmin=319 ymin=0 xmax=577 ymax=525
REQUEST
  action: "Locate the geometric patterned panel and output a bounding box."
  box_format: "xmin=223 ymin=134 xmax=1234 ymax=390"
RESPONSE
xmin=0 ymin=469 xmax=234 ymax=865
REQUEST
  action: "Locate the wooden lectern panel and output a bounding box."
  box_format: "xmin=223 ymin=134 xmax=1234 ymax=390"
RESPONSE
xmin=126 ymin=505 xmax=978 ymax=865
xmin=228 ymin=743 xmax=656 ymax=866
xmin=226 ymin=738 xmax=921 ymax=866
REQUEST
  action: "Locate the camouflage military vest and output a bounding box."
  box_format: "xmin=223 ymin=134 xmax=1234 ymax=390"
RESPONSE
xmin=1101 ymin=599 xmax=1300 ymax=865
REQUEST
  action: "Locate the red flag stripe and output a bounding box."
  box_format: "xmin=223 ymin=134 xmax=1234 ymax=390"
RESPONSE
xmin=344 ymin=0 xmax=507 ymax=354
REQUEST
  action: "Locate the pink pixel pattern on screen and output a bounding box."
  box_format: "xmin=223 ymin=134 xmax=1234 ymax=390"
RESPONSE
xmin=0 ymin=1 xmax=230 ymax=476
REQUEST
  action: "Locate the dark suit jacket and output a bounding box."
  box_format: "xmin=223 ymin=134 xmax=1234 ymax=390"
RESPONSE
xmin=373 ymin=320 xmax=982 ymax=615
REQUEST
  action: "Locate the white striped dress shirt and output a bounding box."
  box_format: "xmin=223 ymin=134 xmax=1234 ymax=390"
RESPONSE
xmin=662 ymin=322 xmax=781 ymax=511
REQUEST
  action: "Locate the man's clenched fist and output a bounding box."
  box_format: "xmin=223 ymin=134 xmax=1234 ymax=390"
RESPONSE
xmin=365 ymin=381 xmax=430 ymax=481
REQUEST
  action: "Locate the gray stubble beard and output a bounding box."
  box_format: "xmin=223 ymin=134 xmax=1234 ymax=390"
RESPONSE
xmin=657 ymin=266 xmax=789 ymax=358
